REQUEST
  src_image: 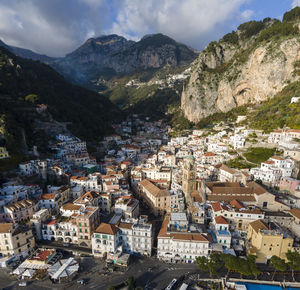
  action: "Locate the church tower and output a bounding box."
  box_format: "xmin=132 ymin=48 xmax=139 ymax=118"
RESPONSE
xmin=182 ymin=155 xmax=197 ymax=201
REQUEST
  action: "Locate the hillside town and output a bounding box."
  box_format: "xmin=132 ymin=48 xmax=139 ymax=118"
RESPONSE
xmin=0 ymin=114 xmax=300 ymax=288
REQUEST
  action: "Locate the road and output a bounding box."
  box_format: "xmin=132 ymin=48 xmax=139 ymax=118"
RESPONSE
xmin=1 ymin=252 xmax=300 ymax=289
xmin=0 ymin=256 xmax=198 ymax=290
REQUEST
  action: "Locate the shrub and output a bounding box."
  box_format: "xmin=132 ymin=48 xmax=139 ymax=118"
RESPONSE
xmin=283 ymin=6 xmax=300 ymax=22
xmin=257 ymin=21 xmax=298 ymax=42
xmin=238 ymin=21 xmax=265 ymax=38
xmin=222 ymin=31 xmax=239 ymax=45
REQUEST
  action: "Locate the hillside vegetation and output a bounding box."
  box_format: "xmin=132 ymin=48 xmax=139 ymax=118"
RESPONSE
xmin=0 ymin=46 xmax=122 ymax=166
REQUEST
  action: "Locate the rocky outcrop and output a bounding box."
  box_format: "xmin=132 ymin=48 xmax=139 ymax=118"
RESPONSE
xmin=53 ymin=33 xmax=198 ymax=82
xmin=182 ymin=31 xmax=300 ymax=123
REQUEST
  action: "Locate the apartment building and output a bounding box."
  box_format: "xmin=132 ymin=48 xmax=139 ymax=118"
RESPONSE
xmin=0 ymin=223 xmax=35 ymax=259
xmin=157 ymin=215 xmax=210 ymax=263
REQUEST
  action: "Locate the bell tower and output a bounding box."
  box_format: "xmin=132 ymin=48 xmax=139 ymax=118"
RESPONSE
xmin=182 ymin=155 xmax=197 ymax=201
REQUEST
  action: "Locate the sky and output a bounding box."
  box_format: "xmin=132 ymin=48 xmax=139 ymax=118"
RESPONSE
xmin=0 ymin=0 xmax=298 ymax=57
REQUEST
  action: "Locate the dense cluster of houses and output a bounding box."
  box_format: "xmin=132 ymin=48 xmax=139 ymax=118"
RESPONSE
xmin=0 ymin=114 xmax=300 ymax=271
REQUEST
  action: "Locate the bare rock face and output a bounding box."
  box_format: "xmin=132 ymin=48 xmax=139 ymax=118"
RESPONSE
xmin=181 ymin=36 xmax=300 ymax=123
xmin=54 ymin=33 xmax=198 ymax=81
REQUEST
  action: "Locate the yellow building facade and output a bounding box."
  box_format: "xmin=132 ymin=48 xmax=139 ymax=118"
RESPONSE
xmin=247 ymin=220 xmax=293 ymax=263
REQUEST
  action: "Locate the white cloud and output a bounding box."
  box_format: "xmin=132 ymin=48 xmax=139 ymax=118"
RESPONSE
xmin=108 ymin=0 xmax=250 ymax=50
xmin=292 ymin=0 xmax=300 ymax=8
xmin=0 ymin=0 xmax=254 ymax=56
xmin=241 ymin=9 xmax=254 ymax=21
xmin=0 ymin=0 xmax=108 ymax=57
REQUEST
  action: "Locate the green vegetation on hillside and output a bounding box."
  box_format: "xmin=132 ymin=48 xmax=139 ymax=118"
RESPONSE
xmin=238 ymin=20 xmax=265 ymax=39
xmin=221 ymin=31 xmax=239 ymax=45
xmin=257 ymin=20 xmax=298 ymax=42
xmin=226 ymin=157 xmax=256 ymax=169
xmin=195 ymin=106 xmax=248 ymax=129
xmin=244 ymin=147 xmax=276 ymax=164
xmin=248 ymin=81 xmax=300 ymax=132
xmin=283 ymin=6 xmax=300 ymax=22
xmin=0 ymin=46 xmax=122 ymax=144
xmin=138 ymin=34 xmax=176 ymax=49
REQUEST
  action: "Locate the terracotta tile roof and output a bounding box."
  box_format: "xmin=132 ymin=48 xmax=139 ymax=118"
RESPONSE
xmin=95 ymin=223 xmax=119 ymax=235
xmin=215 ymin=215 xmax=229 ymax=225
xmin=0 ymin=223 xmax=13 ymax=233
xmin=119 ymin=222 xmax=133 ymax=230
xmin=219 ymin=164 xmax=236 ymax=175
xmin=158 ymin=215 xmax=209 ymax=242
xmin=139 ymin=179 xmax=167 ymax=197
xmin=247 ymin=182 xmax=268 ymax=195
xmin=263 ymin=160 xmax=275 ymax=164
xmin=271 ymin=156 xmax=284 ymax=161
xmin=249 ymin=219 xmax=268 ymax=232
xmin=211 ymin=187 xmax=253 ymax=195
xmin=207 ymin=195 xmax=256 ymax=202
xmin=206 ymin=182 xmax=241 ymax=189
xmin=289 ymin=208 xmax=300 ymax=220
xmin=158 ymin=215 xmax=170 ymax=238
xmin=172 ymin=233 xmax=208 ymax=242
xmin=204 ymin=152 xmax=215 ymax=157
xmin=230 ymin=199 xmax=244 ymax=210
xmin=62 ymin=203 xmax=81 ymax=211
xmin=40 ymin=193 xmax=56 ymax=200
xmin=211 ymin=202 xmax=223 ymax=212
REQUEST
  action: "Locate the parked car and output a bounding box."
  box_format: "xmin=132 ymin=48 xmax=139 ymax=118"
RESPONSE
xmin=77 ymin=279 xmax=87 ymax=285
xmin=19 ymin=282 xmax=27 ymax=287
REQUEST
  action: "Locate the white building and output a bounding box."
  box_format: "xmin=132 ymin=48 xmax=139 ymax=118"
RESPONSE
xmin=250 ymin=156 xmax=294 ymax=185
xmin=157 ymin=215 xmax=210 ymax=263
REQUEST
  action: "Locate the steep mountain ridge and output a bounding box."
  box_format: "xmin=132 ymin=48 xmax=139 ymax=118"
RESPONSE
xmin=0 ymin=39 xmax=55 ymax=62
xmin=182 ymin=9 xmax=300 ymax=123
xmin=52 ymin=33 xmax=198 ymax=83
xmin=0 ymin=45 xmax=122 ymax=160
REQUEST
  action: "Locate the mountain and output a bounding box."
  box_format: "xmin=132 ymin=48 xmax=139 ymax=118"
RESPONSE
xmin=181 ymin=7 xmax=300 ymax=123
xmin=0 ymin=45 xmax=122 ymax=164
xmin=52 ymin=33 xmax=198 ymax=83
xmin=0 ymin=39 xmax=55 ymax=62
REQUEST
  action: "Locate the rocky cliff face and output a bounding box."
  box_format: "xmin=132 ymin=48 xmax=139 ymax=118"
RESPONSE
xmin=53 ymin=33 xmax=198 ymax=82
xmin=181 ymin=19 xmax=300 ymax=123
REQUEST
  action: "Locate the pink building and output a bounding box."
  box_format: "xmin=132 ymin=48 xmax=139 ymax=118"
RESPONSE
xmin=279 ymin=177 xmax=300 ymax=195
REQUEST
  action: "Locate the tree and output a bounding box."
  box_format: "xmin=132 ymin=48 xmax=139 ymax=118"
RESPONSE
xmin=270 ymin=256 xmax=287 ymax=280
xmin=222 ymin=255 xmax=260 ymax=278
xmin=286 ymin=250 xmax=300 ymax=281
xmin=196 ymin=256 xmax=209 ymax=272
xmin=222 ymin=254 xmax=239 ymax=277
xmin=237 ymin=257 xmax=252 ymax=278
xmin=207 ymin=253 xmax=224 ymax=277
xmin=196 ymin=253 xmax=224 ymax=277
xmin=247 ymin=255 xmax=260 ymax=279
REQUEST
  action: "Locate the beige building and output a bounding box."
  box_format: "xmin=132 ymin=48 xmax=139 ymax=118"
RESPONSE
xmin=0 ymin=223 xmax=35 ymax=259
xmin=247 ymin=220 xmax=293 ymax=263
xmin=138 ymin=179 xmax=170 ymax=216
xmin=201 ymin=181 xmax=290 ymax=211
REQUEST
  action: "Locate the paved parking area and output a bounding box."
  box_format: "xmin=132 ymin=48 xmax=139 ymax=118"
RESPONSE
xmin=0 ymin=256 xmax=199 ymax=290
